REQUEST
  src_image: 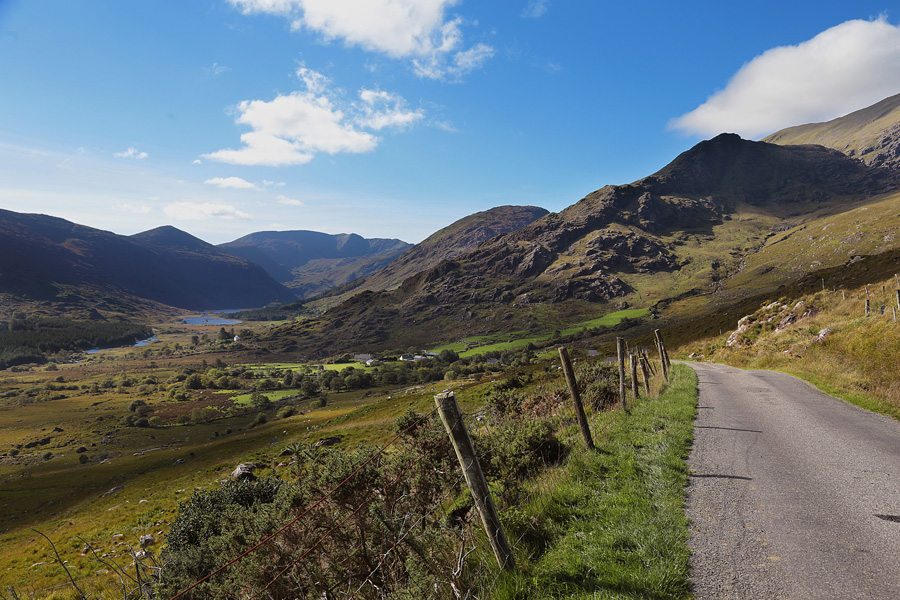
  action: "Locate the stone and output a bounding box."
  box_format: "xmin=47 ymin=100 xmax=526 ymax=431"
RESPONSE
xmin=231 ymin=463 xmax=256 ymax=481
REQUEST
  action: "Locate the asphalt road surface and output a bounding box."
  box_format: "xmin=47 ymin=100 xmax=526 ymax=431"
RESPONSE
xmin=686 ymin=362 xmax=900 ymax=600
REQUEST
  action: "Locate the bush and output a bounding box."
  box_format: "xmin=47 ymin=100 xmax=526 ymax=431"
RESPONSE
xmin=276 ymin=406 xmax=296 ymax=419
xmin=250 ymin=391 xmax=271 ymax=410
xmin=78 ymin=454 xmax=90 ymax=464
xmin=575 ymin=361 xmax=618 ymax=410
xmin=251 ymin=413 xmax=267 ymax=427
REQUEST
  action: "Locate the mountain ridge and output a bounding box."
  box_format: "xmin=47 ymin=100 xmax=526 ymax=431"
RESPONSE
xmin=0 ymin=211 xmax=295 ymax=315
xmin=763 ymin=93 xmax=900 ymax=171
xmin=219 ymin=230 xmax=411 ymax=298
xmin=265 ymin=132 xmax=900 ymax=357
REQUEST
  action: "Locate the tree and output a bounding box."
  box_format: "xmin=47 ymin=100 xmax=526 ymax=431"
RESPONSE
xmin=439 ymin=349 xmax=460 ymax=364
xmin=190 ymin=335 xmax=200 ymax=346
xmin=184 ymin=373 xmax=203 ymax=390
xmin=251 ymin=392 xmax=271 ymax=410
xmin=218 ymin=327 xmax=230 ymax=342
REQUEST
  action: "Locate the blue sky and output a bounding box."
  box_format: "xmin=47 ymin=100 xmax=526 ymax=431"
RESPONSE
xmin=0 ymin=1 xmax=897 ymax=243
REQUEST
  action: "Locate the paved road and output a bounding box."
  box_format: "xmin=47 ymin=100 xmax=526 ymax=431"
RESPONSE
xmin=686 ymin=362 xmax=900 ymax=600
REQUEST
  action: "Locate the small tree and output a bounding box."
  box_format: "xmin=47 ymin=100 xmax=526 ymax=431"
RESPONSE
xmin=251 ymin=392 xmax=271 ymax=410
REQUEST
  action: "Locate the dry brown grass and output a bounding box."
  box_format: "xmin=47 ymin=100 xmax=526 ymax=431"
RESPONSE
xmin=682 ymin=275 xmax=900 ymax=418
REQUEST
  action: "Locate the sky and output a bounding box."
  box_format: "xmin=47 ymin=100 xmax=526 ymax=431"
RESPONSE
xmin=0 ymin=0 xmax=897 ymax=243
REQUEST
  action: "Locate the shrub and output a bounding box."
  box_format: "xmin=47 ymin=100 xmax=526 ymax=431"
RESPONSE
xmin=251 ymin=413 xmax=267 ymax=427
xmin=276 ymin=406 xmax=296 ymax=419
xmin=575 ymin=361 xmax=618 ymax=410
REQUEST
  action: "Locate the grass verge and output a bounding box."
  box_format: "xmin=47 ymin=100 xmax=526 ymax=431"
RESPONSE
xmin=490 ymin=364 xmax=698 ymax=599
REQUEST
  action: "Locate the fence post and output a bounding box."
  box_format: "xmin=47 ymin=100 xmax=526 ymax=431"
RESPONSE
xmin=842 ymin=289 xmax=846 ymax=301
xmin=616 ymin=338 xmax=627 ymax=411
xmin=865 ymin=286 xmax=871 ymax=317
xmin=630 ymin=354 xmax=639 ymax=399
xmin=895 ymin=288 xmax=899 ymax=312
xmin=642 ymin=348 xmax=656 ymax=376
xmin=557 ymin=347 xmax=595 ymax=450
xmin=654 ymin=329 xmax=670 ymax=382
xmin=639 ymin=354 xmax=651 ymax=394
xmin=434 ymin=391 xmax=515 ymax=571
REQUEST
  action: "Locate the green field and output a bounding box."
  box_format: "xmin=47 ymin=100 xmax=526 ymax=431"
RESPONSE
xmin=430 ymin=308 xmax=650 ymax=357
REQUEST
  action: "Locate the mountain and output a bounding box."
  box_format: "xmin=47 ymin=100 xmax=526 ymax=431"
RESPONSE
xmin=350 ymin=205 xmax=549 ymax=294
xmin=264 ymin=133 xmax=899 ymax=357
xmin=219 ymin=231 xmax=411 ymax=299
xmin=764 ymin=93 xmax=900 ymax=171
xmin=0 ymin=211 xmax=295 ymax=315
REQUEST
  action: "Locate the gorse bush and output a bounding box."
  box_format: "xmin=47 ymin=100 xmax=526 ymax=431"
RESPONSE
xmin=157 ymin=416 xmax=477 ymax=598
xmin=575 ymin=361 xmax=618 ymax=410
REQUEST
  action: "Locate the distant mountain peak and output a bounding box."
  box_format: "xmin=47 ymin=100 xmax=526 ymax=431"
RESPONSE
xmin=218 ymin=229 xmax=412 ymax=298
xmin=131 ymin=225 xmax=213 ymax=251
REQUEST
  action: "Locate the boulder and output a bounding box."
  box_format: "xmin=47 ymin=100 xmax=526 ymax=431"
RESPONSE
xmin=231 ymin=463 xmax=256 ymax=481
xmin=726 ymin=315 xmax=753 ymax=347
xmin=139 ymin=534 xmax=155 ymax=548
xmin=813 ymin=328 xmax=832 ymax=343
xmin=315 ymin=435 xmax=343 ymax=448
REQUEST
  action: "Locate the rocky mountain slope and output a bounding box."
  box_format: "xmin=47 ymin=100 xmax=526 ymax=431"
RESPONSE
xmin=219 ymin=231 xmax=410 ymax=299
xmin=0 ymin=213 xmax=295 ymax=316
xmin=764 ymin=93 xmax=900 ymax=171
xmin=346 ymin=205 xmax=549 ymax=295
xmin=267 ymin=133 xmax=899 ymax=357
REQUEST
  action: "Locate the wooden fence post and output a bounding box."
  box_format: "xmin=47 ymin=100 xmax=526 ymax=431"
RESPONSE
xmin=616 ymin=338 xmax=627 ymax=411
xmin=639 ymin=354 xmax=651 ymax=394
xmin=865 ymin=286 xmax=871 ymax=317
xmin=842 ymin=289 xmax=846 ymax=301
xmin=642 ymin=348 xmax=656 ymax=376
xmin=434 ymin=391 xmax=515 ymax=571
xmin=654 ymin=329 xmax=670 ymax=382
xmin=557 ymin=347 xmax=595 ymax=450
xmin=895 ymin=288 xmax=899 ymax=312
xmin=630 ymin=354 xmax=639 ymax=399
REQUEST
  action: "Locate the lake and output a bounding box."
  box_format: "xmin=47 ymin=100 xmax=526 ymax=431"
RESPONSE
xmin=182 ymin=316 xmax=243 ymax=326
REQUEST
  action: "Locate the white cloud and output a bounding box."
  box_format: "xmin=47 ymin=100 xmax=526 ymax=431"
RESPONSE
xmin=204 ymin=176 xmax=258 ymax=190
xmin=521 ymin=0 xmax=548 ymax=19
xmin=670 ymin=17 xmax=900 ymax=138
xmin=227 ymin=0 xmax=493 ymax=80
xmin=262 ymin=179 xmax=286 ymax=187
xmin=206 ymin=62 xmax=230 ymax=76
xmin=192 ymin=159 xmax=202 ymax=165
xmin=204 ymin=65 xmax=420 ymax=166
xmin=413 ymin=40 xmax=494 ymax=81
xmin=276 ymin=194 xmax=304 ymax=206
xmin=114 ymin=147 xmax=148 ymax=160
xmin=163 ymin=202 xmax=251 ymax=220
xmin=357 ymin=89 xmax=424 ymax=130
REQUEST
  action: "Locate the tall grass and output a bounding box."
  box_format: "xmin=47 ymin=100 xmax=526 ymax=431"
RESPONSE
xmin=486 ymin=365 xmax=698 ymax=599
xmin=686 ymin=275 xmax=900 ymax=419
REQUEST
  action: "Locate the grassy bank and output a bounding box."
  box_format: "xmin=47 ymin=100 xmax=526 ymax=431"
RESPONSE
xmin=684 ymin=275 xmax=900 ymax=420
xmin=489 ymin=364 xmax=698 ymax=599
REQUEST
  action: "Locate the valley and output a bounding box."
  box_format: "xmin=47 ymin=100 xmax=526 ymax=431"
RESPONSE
xmin=2 ymin=87 xmax=900 ymax=599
